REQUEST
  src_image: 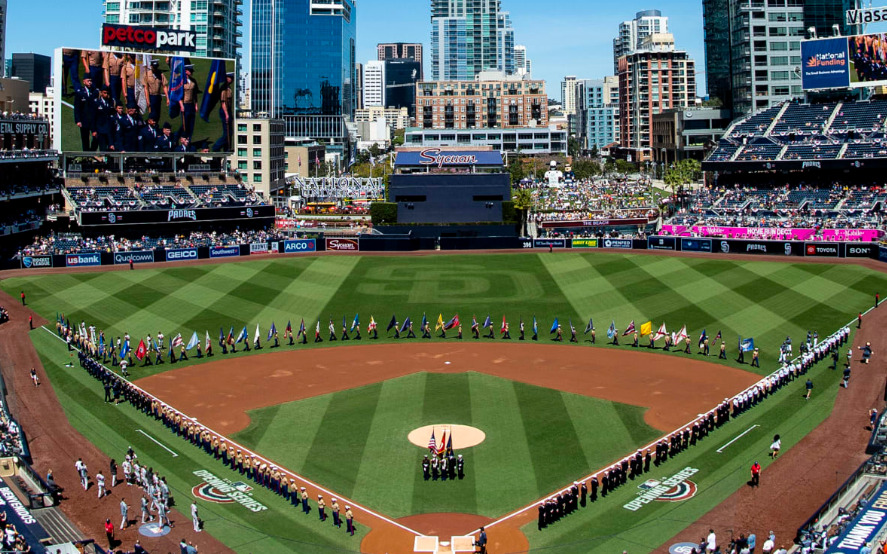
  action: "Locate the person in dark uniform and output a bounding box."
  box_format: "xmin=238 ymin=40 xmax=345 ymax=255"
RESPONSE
xmin=62 ymin=48 xmax=82 ymax=96
xmin=422 ymin=456 xmax=430 ymax=480
xmin=475 ymin=527 xmax=487 ymax=554
xmin=179 ymin=65 xmax=200 ymax=141
xmin=122 ymin=107 xmax=141 ymax=152
xmin=139 ymin=116 xmax=159 ymax=151
xmin=406 ymin=321 xmax=416 ymax=339
xmin=684 ymin=337 xmax=691 ymax=354
xmin=569 ymin=325 xmax=577 ymax=343
xmin=502 ymin=323 xmax=511 ymax=339
xmin=341 ymin=322 xmax=350 ymax=341
xmin=471 ymin=319 xmax=479 ymax=339
xmin=430 ymin=455 xmax=439 ymax=480
xmin=273 ymin=331 xmax=279 ymax=348
xmin=174 ymin=136 xmax=195 ymax=153
xmin=519 ymin=320 xmax=525 ymax=340
xmin=485 ymin=321 xmax=495 ymax=339
xmin=94 ymin=87 xmax=116 ymax=151
xmin=554 ymin=325 xmax=563 ymax=342
xmin=644 ymin=449 xmax=652 ymax=473
xmin=74 ymin=76 xmax=98 ymax=151
xmin=439 ymin=455 xmax=448 ymax=481
xmin=213 ymin=73 xmax=235 ymax=152
xmin=456 ymin=454 xmax=464 ymax=479
xmin=738 ymin=345 xmax=745 ymax=364
xmin=632 ymin=331 xmax=639 ymax=347
xmin=155 ymin=123 xmax=174 ymax=152
xmin=421 ymin=321 xmax=431 ymax=339
xmin=580 ymin=480 xmax=587 ymax=507
xmin=590 ymin=476 xmax=598 ymax=501
xmin=703 ymin=337 xmax=710 ymax=356
xmin=142 ymin=60 xmax=168 ymax=123
xmin=538 ymin=502 xmax=545 ymax=530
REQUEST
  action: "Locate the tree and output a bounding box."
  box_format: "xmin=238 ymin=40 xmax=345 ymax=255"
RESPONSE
xmin=615 ymin=159 xmax=637 ymax=175
xmin=572 ymin=158 xmax=601 ymax=180
xmin=508 ymin=158 xmax=526 ymax=184
xmin=512 ymin=188 xmax=533 ymax=237
xmin=568 ymin=137 xmax=581 ymax=159
xmin=589 ymin=145 xmax=599 ymax=159
xmin=392 ymin=129 xmax=405 ymax=147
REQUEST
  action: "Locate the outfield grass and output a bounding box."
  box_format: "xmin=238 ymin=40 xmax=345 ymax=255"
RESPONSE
xmin=3 ymin=252 xmax=884 ymax=552
xmin=233 ymin=371 xmax=661 ymax=518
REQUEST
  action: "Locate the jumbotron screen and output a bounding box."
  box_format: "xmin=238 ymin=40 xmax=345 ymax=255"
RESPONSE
xmin=54 ymin=47 xmax=236 ymax=154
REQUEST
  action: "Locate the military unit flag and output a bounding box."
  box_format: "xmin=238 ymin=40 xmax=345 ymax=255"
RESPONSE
xmin=622 ymin=320 xmax=636 ymax=336
xmin=640 ymin=321 xmax=652 ymax=336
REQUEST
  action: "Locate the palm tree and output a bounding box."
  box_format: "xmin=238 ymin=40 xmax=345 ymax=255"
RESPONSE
xmin=513 ymin=188 xmax=533 ymax=237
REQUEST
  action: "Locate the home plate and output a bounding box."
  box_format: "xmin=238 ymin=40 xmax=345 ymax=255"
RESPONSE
xmin=445 ymin=361 xmax=451 ymax=365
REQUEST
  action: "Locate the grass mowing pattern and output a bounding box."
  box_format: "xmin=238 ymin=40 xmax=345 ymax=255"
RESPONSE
xmin=4 ymin=252 xmax=884 ymax=551
xmin=232 ymin=372 xmax=661 ymax=518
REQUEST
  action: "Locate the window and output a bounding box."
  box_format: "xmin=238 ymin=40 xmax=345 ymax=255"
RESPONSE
xmin=253 ymin=124 xmax=262 ymax=133
xmin=253 ymin=148 xmax=262 ymax=157
xmin=253 ymin=136 xmax=262 ymax=145
xmin=770 ymin=56 xmax=788 ymax=66
xmin=253 ymin=161 xmax=262 ymax=170
xmin=237 ymin=135 xmax=247 ymax=145
xmin=237 ymin=124 xmax=247 ymax=132
xmin=770 ymin=42 xmax=788 ymax=51
xmin=253 ymin=174 xmax=262 ymax=183
xmin=770 ymin=71 xmax=789 ymax=80
xmin=237 ymin=161 xmax=247 ymax=170
xmin=237 ymin=148 xmax=246 ymax=157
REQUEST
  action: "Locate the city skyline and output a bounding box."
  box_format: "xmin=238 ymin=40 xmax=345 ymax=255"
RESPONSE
xmin=7 ymin=0 xmax=706 ymax=96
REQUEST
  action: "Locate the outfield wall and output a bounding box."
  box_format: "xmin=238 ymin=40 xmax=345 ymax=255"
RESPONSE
xmin=17 ymin=236 xmax=887 ymax=269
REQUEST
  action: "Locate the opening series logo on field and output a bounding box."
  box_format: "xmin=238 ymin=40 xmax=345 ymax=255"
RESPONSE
xmin=623 ymin=467 xmax=699 ymax=511
xmin=192 ymin=470 xmax=268 ymax=512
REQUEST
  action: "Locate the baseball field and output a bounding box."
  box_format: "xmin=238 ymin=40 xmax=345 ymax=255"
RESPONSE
xmin=3 ymin=251 xmax=883 ymax=553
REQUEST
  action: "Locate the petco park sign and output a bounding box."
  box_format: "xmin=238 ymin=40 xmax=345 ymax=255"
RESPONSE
xmin=102 ymin=24 xmax=197 ymax=52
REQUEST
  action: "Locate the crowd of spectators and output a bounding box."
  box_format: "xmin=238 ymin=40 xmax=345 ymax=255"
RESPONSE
xmin=20 ymin=229 xmax=287 ymax=256
xmin=517 ymin=177 xmax=660 ymax=226
xmin=66 ymin=182 xmax=264 ymax=213
xmin=0 ymin=211 xmax=44 ymax=237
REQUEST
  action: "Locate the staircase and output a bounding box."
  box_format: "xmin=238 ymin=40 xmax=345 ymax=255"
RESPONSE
xmin=823 ymin=102 xmax=843 ymax=134
xmin=764 ymin=103 xmax=791 ymax=137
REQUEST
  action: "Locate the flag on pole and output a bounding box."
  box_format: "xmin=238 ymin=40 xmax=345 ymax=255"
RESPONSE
xmin=715 ymin=330 xmax=722 ymax=341
xmin=446 ymin=432 xmax=453 ymax=453
xmin=444 ymin=314 xmax=459 ymax=330
xmin=387 ymin=314 xmax=397 ymax=332
xmin=653 ymin=323 xmax=668 ymax=341
xmin=421 ymin=313 xmax=428 ymax=330
xmin=368 ymin=316 xmax=377 ymax=331
xmin=399 ymin=317 xmax=411 ymax=333
xmin=351 ymin=314 xmax=359 ymax=332
xmin=501 ymin=315 xmax=508 ymax=333
xmin=205 ymin=330 xmax=211 ymax=351
xmin=698 ymin=329 xmax=707 ymax=348
xmin=268 ymin=322 xmax=277 ymax=341
xmin=171 ymin=333 xmax=184 ymax=348
xmin=167 ymin=57 xmax=186 ymax=118
xmin=550 ymin=317 xmax=559 ymax=334
xmin=584 ymin=317 xmax=594 ymax=334
xmin=607 ymin=320 xmax=617 ymax=339
xmin=227 ymin=327 xmax=235 ymax=345
xmin=315 ymin=320 xmax=321 ymax=338
xmin=437 ymin=429 xmax=448 ymax=456
xmin=740 ymin=337 xmax=755 ymax=352
xmin=471 ymin=316 xmax=479 ymax=332
xmin=286 ymin=321 xmax=292 ymax=335
xmin=428 ymin=430 xmax=437 ymax=454
xmin=298 ymin=319 xmax=306 ymax=337
xmin=236 ymin=326 xmax=248 ymax=343
xmin=120 ymin=340 xmax=130 ymax=359
xmin=435 ymin=314 xmax=444 ymax=332
xmin=640 ymin=321 xmax=653 ymax=336
xmin=677 ymin=325 xmax=689 ymax=341
xmin=533 ymin=316 xmax=538 ymax=335
xmin=218 ymin=327 xmax=224 ymax=347
xmin=254 ymin=324 xmax=261 ymax=344
xmin=483 ymin=315 xmax=492 ymax=329
xmin=135 ymin=339 xmax=147 ymax=361
xmin=622 ymin=320 xmax=636 ymax=336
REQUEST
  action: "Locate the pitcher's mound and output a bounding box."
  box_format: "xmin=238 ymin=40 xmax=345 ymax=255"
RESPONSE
xmin=408 ymin=425 xmax=486 ymax=449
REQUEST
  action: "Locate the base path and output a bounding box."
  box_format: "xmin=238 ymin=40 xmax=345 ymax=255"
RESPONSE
xmin=135 ymin=342 xmax=760 ymax=436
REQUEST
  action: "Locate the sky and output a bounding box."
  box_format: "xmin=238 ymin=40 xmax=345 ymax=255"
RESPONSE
xmin=6 ymin=0 xmax=707 ymax=98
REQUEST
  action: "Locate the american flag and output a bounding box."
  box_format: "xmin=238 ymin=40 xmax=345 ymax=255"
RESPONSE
xmin=428 ymin=430 xmax=436 ymax=453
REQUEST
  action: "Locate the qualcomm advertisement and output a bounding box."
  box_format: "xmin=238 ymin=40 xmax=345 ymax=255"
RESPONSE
xmin=283 ymin=239 xmax=316 ymax=254
xmin=113 ymin=251 xmax=155 ymax=264
xmin=802 ymin=37 xmax=851 ymax=90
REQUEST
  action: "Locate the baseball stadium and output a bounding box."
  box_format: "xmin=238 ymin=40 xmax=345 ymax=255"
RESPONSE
xmin=3 ymin=56 xmax=887 ymax=554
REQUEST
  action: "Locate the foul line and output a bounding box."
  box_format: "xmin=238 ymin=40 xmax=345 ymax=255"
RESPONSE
xmin=716 ymin=424 xmax=759 ymax=454
xmin=136 ymin=429 xmax=179 ymax=457
xmin=38 ymin=326 xmax=423 ymax=537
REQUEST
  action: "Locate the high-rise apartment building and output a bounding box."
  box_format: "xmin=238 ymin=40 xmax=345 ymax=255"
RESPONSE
xmin=103 ymin=0 xmax=243 ymax=59
xmin=561 ymin=76 xmax=579 ymax=115
xmin=363 ymin=61 xmax=386 ymax=108
xmin=618 ymin=36 xmax=696 ymax=161
xmin=377 ymin=42 xmax=423 ymax=78
xmin=514 ymin=45 xmax=531 ymax=77
xmin=704 ymin=0 xmax=858 ymax=117
xmin=613 ymin=10 xmax=669 ymax=73
xmin=384 ymin=59 xmax=421 ymax=118
xmin=577 ymin=79 xmax=619 ymax=151
xmin=430 ymin=0 xmax=515 ymax=81
xmin=251 ymin=0 xmax=356 ymax=143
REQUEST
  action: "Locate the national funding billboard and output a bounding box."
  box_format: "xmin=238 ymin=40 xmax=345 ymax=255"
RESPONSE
xmin=803 ymin=33 xmax=887 ymax=90
xmin=54 ymin=47 xmax=236 ymax=154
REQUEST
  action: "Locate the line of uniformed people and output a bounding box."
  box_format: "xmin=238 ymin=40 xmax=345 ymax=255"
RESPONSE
xmin=421 ymin=452 xmax=465 ymax=481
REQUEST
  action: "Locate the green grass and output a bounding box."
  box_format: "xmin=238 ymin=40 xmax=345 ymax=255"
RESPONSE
xmin=232 ymin=372 xmax=661 ymax=518
xmin=5 ymin=252 xmax=885 ymax=552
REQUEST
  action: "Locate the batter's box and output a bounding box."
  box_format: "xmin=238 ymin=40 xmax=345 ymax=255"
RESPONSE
xmin=450 ymin=535 xmax=477 ymax=552
xmin=414 ymin=535 xmax=439 ymax=553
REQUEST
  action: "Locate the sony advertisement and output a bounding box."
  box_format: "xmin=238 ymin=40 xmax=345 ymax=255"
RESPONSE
xmin=55 ymin=47 xmax=236 ymax=154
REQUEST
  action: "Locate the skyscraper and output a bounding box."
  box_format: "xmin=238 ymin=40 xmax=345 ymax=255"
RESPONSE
xmin=363 ymin=61 xmax=386 ymax=107
xmin=377 ymin=43 xmax=423 ymax=78
xmin=430 ymin=0 xmax=515 ymax=81
xmin=703 ymin=0 xmax=859 ymax=117
xmin=103 ymin=0 xmax=243 ymax=59
xmin=251 ymin=0 xmax=356 ymax=142
xmin=612 ymin=10 xmax=669 ymax=73
xmin=10 ymin=53 xmax=51 ymax=93
xmin=514 ymin=45 xmax=531 ymax=77
xmin=0 ymin=1 xmax=6 ymax=78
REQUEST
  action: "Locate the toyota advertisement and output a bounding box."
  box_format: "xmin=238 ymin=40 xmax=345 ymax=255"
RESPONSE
xmin=55 ymin=47 xmax=236 ymax=154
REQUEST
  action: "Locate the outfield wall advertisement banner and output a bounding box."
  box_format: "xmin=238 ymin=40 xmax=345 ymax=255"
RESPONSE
xmin=78 ymin=206 xmax=275 ymax=226
xmin=54 ymin=47 xmax=236 ymax=154
xmin=846 ymin=243 xmax=878 ymax=258
xmin=283 ymin=239 xmax=316 ymax=253
xmin=680 ymin=238 xmax=712 ymax=253
xmin=165 ymin=248 xmax=199 ymax=261
xmin=326 ymin=238 xmax=359 ymax=252
xmin=533 ymin=238 xmax=567 ymax=249
xmin=802 ymin=37 xmax=851 ymax=90
xmin=210 ymin=246 xmax=240 ymax=259
xmin=805 ymin=243 xmax=840 ymax=257
xmin=571 ymin=238 xmax=599 ymax=248
xmin=113 ymin=251 xmax=155 ymax=264
xmin=715 ymin=239 xmax=798 ymax=256
xmin=602 ymin=238 xmax=633 ymax=249
xmin=21 ymin=256 xmax=52 ymax=269
xmin=825 ymin=482 xmax=887 ymax=553
xmin=66 ymin=253 xmax=102 ymax=267
xmin=249 ymin=242 xmax=269 ymax=254
xmin=661 ymin=225 xmax=883 ymax=242
xmin=648 ymin=237 xmax=676 ymax=250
